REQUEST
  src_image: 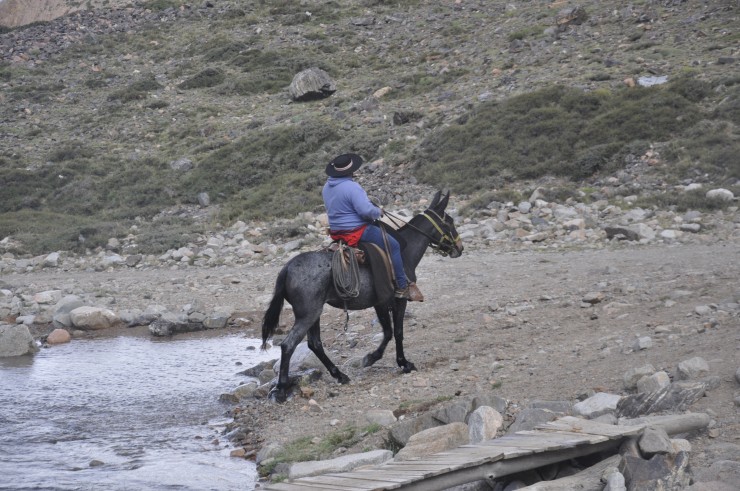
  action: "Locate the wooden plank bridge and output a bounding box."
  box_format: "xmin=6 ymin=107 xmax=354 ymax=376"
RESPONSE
xmin=264 ymin=416 xmax=647 ymax=491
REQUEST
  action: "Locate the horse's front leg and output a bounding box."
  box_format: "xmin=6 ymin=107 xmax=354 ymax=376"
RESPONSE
xmin=392 ymin=298 xmax=416 ymax=373
xmin=362 ymin=305 xmax=393 ymax=368
xmin=307 ymin=319 xmax=350 ymax=384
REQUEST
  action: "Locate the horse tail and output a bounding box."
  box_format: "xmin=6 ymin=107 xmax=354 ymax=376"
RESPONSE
xmin=261 ymin=265 xmax=288 ymax=350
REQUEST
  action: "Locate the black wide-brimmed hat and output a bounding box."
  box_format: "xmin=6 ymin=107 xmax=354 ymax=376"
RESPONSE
xmin=325 ymin=153 xmax=363 ymax=177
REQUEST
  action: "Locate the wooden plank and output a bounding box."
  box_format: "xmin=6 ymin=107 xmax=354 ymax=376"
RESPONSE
xmin=513 ymin=430 xmax=605 ymax=448
xmin=378 ymin=463 xmax=452 ymax=475
xmin=525 ymin=429 xmax=610 ymax=444
xmin=266 ymin=482 xmax=334 ymax=491
xmin=298 ymin=474 xmax=394 ymax=490
xmin=335 ymin=471 xmax=414 ymax=483
xmin=536 ymin=416 xmax=643 ymax=438
xmin=277 ymin=477 xmax=367 ymax=491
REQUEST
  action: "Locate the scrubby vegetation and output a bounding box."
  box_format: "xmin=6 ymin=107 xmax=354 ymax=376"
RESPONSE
xmin=0 ymin=0 xmax=737 ymax=254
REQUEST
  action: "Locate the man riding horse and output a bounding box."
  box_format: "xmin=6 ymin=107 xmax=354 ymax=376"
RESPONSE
xmin=261 ymin=154 xmax=464 ymax=402
xmin=322 ymin=153 xmax=424 ymax=302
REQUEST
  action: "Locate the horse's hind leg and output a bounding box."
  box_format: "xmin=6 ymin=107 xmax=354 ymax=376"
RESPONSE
xmin=362 ymin=305 xmax=393 ymax=368
xmin=270 ymin=314 xmax=317 ymax=403
xmin=392 ymin=299 xmax=416 ymax=373
xmin=307 ymin=320 xmax=350 ymax=384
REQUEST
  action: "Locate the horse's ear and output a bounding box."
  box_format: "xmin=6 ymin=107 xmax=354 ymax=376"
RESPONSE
xmin=437 ymin=191 xmax=450 ymax=211
xmin=429 ymin=190 xmax=442 ymax=209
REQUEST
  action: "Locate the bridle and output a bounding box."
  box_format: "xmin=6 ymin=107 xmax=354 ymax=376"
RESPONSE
xmin=384 ymin=209 xmax=461 ymax=257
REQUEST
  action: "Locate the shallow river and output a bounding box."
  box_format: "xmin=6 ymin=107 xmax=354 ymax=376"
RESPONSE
xmin=0 ymin=332 xmax=278 ymax=491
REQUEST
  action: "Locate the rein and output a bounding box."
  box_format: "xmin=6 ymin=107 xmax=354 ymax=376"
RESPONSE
xmin=383 ymin=209 xmax=459 ymax=257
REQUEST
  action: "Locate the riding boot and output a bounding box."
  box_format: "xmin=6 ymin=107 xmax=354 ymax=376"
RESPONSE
xmin=407 ymin=282 xmax=424 ymax=302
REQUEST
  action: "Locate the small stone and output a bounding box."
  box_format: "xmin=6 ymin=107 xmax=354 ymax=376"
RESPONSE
xmin=230 ymin=448 xmax=246 ymax=458
xmin=573 ymin=392 xmax=621 ymax=419
xmin=695 ymin=305 xmax=712 ymax=316
xmin=708 ymin=428 xmax=720 ymax=438
xmin=582 ymin=291 xmax=606 ymax=304
xmin=633 ymin=336 xmax=652 ymax=350
xmin=636 ymin=371 xmax=670 ymax=394
xmin=677 ymin=357 xmax=710 ymax=380
xmin=639 ymin=426 xmax=673 ymax=457
xmin=624 ymin=364 xmax=657 ymax=390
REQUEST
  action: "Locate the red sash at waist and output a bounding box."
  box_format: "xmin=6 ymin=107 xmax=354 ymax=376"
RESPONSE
xmin=329 ymin=224 xmax=368 ymax=247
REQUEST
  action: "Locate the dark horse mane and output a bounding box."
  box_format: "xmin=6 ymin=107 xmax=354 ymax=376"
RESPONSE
xmin=260 ymin=190 xmax=464 ymax=403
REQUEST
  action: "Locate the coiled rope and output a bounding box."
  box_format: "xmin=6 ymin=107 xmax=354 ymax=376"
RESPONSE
xmin=332 ymin=242 xmax=360 ymax=330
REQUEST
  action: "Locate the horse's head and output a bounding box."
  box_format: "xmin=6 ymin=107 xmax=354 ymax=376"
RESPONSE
xmin=423 ymin=190 xmax=464 ymax=258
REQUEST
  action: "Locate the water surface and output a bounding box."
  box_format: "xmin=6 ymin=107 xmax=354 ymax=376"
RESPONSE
xmin=0 ymin=333 xmax=276 ymax=491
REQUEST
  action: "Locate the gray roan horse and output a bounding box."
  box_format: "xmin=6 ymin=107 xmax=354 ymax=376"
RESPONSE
xmin=261 ymin=191 xmax=464 ymax=403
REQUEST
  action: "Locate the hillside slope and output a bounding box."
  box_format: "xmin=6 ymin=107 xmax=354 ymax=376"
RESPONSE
xmin=0 ymin=0 xmax=738 ymax=254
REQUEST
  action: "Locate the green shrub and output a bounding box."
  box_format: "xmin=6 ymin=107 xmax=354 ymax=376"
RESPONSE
xmin=414 ymin=84 xmax=704 ymax=191
xmin=108 ymin=73 xmax=162 ymax=102
xmin=178 ymin=68 xmax=225 ymax=89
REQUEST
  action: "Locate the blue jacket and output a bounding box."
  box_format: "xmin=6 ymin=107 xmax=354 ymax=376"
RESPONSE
xmin=322 ymin=177 xmax=381 ymax=231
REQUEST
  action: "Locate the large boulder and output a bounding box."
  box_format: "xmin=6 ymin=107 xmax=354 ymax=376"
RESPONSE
xmin=69 ymin=306 xmax=120 ymax=330
xmin=394 ymin=422 xmax=469 ymax=461
xmin=288 ymin=67 xmax=336 ymax=101
xmin=0 ymin=324 xmax=38 ymax=357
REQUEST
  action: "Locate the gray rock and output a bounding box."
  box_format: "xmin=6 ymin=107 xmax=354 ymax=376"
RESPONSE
xmin=680 ymin=223 xmax=701 ymax=233
xmin=0 ymin=324 xmax=38 ymax=357
xmin=735 ymin=367 xmax=740 ymax=384
xmin=52 ymin=295 xmax=85 ymax=328
xmin=365 ymin=409 xmax=396 ymax=427
xmin=69 ymin=306 xmax=120 ymax=330
xmin=472 ymin=394 xmax=509 ymax=415
xmin=617 ymin=381 xmax=706 ymax=418
xmin=631 ymin=223 xmax=656 ymax=241
xmin=288 ymin=67 xmax=336 ymax=101
xmin=258 ymin=368 xmax=275 ymax=385
xmin=256 ymin=442 xmax=283 ymax=465
xmin=231 ymin=382 xmax=258 ymax=401
xmin=507 ymin=407 xmax=561 ymax=433
xmin=604 ymin=468 xmax=626 ymax=491
xmin=705 ymin=188 xmax=734 ymax=201
xmin=388 ymin=412 xmax=441 ymax=447
xmin=467 ymin=406 xmax=503 ymax=443
xmin=604 ymin=227 xmax=639 ymax=241
xmin=677 ymin=356 xmax=710 ymax=380
xmin=394 ymin=422 xmax=469 ymax=461
xmin=582 ymin=291 xmax=606 ymax=304
xmin=43 ymin=252 xmax=60 ymax=267
xmin=288 ymin=449 xmax=392 ymax=480
xmin=573 ymin=392 xmax=621 ymax=419
xmin=203 ymin=309 xmax=231 ymax=329
xmin=197 ymin=192 xmax=210 ymax=207
xmin=624 ymin=364 xmax=656 ymax=390
xmin=633 ymin=336 xmax=652 ymax=350
xmin=639 ymin=426 xmax=673 ymax=457
xmin=636 ymin=371 xmax=670 ymax=394
xmin=621 ymin=451 xmax=691 ymax=491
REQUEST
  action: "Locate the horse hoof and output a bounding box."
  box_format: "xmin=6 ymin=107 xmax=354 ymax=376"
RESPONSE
xmin=362 ymin=354 xmax=378 ymax=368
xmin=338 ymin=373 xmax=351 ymax=385
xmin=268 ymin=387 xmax=288 ymax=404
xmin=402 ymin=362 xmax=417 ymax=374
